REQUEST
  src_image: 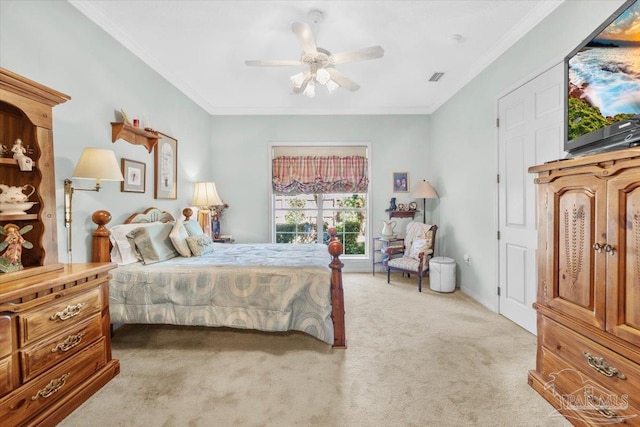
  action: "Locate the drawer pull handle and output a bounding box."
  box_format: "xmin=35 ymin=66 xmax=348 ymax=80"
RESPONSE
xmin=584 ymin=389 xmax=623 ymax=421
xmin=31 ymin=373 xmax=70 ymax=400
xmin=50 ymin=303 xmax=85 ymax=321
xmin=51 ymin=331 xmax=86 ymax=353
xmin=583 ymin=352 xmax=626 ymax=380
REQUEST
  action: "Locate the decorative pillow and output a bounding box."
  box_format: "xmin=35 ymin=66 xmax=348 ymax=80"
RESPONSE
xmin=126 ymin=223 xmax=179 ymax=265
xmin=169 ymin=219 xmax=191 ymax=257
xmin=183 ymin=220 xmax=205 ymax=237
xmin=109 ymin=222 xmax=172 ymax=265
xmin=186 ymin=234 xmax=215 ymax=257
xmin=408 ymin=238 xmax=430 ymax=260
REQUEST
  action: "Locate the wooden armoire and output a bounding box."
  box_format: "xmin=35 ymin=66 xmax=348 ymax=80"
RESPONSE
xmin=528 ymin=148 xmax=640 ymax=426
xmin=0 ymin=68 xmax=119 ymax=426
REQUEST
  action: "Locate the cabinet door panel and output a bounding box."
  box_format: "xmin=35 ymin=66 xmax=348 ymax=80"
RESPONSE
xmin=547 ymin=175 xmax=607 ymax=329
xmin=607 ymin=170 xmax=640 ymax=347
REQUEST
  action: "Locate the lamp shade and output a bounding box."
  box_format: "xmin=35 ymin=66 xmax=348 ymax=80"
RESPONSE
xmin=411 ymin=180 xmax=438 ymax=199
xmin=72 ymin=148 xmax=124 ymax=181
xmin=192 ymin=182 xmax=223 ymax=207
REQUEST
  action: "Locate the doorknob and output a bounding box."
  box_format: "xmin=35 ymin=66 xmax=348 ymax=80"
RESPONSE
xmin=604 ymin=244 xmax=615 ymax=255
xmin=593 ymin=243 xmax=604 ymax=253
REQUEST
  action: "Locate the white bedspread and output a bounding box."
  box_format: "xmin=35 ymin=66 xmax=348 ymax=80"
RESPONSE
xmin=109 ymin=243 xmax=334 ymax=344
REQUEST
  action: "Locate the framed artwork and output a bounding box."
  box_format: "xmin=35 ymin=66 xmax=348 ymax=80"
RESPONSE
xmin=121 ymin=158 xmax=146 ymax=193
xmin=154 ymin=133 xmax=178 ymax=199
xmin=393 ymin=172 xmax=409 ymax=193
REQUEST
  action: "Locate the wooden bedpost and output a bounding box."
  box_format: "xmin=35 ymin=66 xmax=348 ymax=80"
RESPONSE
xmin=327 ymin=228 xmax=346 ymax=349
xmin=182 ymin=207 xmax=193 ymax=221
xmin=92 ymin=210 xmax=112 ymax=263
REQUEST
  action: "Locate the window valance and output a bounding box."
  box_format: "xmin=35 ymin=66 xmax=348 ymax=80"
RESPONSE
xmin=272 ymin=155 xmax=369 ymax=194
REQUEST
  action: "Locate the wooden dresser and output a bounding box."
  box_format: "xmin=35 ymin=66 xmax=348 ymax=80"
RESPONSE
xmin=0 ymin=264 xmax=119 ymax=426
xmin=528 ymin=148 xmax=640 ymax=426
xmin=0 ymin=68 xmax=119 ymax=425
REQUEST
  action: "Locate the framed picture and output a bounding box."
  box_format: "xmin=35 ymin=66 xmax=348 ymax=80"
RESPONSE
xmin=121 ymin=158 xmax=146 ymax=193
xmin=154 ymin=133 xmax=178 ymax=199
xmin=393 ymin=172 xmax=409 ymax=193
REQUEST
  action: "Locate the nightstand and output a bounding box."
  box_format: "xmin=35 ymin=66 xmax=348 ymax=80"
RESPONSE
xmin=213 ymin=235 xmax=234 ymax=243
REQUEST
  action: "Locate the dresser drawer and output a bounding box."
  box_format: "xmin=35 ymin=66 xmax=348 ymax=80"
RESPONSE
xmin=541 ymin=316 xmax=640 ymax=409
xmin=0 ymin=356 xmax=13 ymax=398
xmin=540 ymin=347 xmax=640 ymax=426
xmin=0 ymin=315 xmax=11 ymax=358
xmin=18 ymin=287 xmax=103 ymax=346
xmin=19 ymin=313 xmax=104 ymax=382
xmin=0 ymin=337 xmax=106 ymax=427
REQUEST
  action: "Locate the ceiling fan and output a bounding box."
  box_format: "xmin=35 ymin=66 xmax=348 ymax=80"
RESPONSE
xmin=245 ymin=17 xmax=384 ymax=98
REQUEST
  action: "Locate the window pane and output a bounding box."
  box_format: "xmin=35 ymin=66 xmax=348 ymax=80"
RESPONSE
xmin=275 ymin=194 xmax=318 ymax=244
xmin=322 ymin=193 xmax=366 ymax=255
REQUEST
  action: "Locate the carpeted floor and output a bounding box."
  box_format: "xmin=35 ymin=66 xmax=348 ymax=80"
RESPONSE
xmin=60 ymin=273 xmax=570 ymax=427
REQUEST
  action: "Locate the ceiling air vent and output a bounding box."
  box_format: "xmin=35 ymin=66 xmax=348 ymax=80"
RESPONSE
xmin=428 ymin=72 xmax=444 ymax=82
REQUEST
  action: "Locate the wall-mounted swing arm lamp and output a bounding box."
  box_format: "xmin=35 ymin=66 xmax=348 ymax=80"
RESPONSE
xmin=64 ymin=148 xmax=123 ymax=262
xmin=192 ymin=182 xmax=223 ymax=238
xmin=410 ymin=180 xmax=438 ymax=224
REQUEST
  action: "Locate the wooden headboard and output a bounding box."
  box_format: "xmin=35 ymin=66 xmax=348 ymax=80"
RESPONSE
xmin=91 ymin=207 xmax=180 ymax=262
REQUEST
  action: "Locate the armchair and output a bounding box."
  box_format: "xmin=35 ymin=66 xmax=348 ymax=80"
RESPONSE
xmin=384 ymin=222 xmax=437 ymax=292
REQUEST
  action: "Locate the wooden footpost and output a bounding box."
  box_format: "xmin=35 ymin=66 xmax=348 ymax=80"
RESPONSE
xmin=328 ymin=228 xmax=346 ymax=349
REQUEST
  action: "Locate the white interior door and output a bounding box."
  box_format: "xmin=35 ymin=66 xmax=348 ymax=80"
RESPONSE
xmin=498 ymin=63 xmax=564 ymax=334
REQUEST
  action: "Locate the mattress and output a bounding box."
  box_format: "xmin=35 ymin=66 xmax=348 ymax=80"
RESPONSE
xmin=109 ymin=243 xmax=334 ymax=344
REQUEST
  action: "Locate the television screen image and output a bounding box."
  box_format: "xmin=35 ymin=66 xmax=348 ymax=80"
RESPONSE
xmin=565 ymin=0 xmax=640 ymax=155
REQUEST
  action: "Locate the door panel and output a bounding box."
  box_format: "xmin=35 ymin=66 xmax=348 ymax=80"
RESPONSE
xmin=547 ymin=175 xmax=607 ymax=330
xmin=606 ymin=169 xmax=640 ymax=347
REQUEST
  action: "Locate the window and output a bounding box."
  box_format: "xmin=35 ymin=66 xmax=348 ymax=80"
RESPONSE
xmin=271 ymin=144 xmax=370 ymax=258
xmin=274 ymin=193 xmax=367 ymax=255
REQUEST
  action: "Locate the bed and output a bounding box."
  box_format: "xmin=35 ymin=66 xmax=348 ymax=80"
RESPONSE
xmin=90 ymin=207 xmax=346 ymax=348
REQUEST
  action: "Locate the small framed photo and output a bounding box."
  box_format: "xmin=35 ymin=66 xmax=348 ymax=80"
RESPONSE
xmin=393 ymin=172 xmax=409 ymax=193
xmin=121 ymin=158 xmax=145 ymax=193
xmin=154 ymin=132 xmax=178 ymax=199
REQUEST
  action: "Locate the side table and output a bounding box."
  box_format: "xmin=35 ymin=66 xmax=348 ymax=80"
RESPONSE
xmin=372 ymin=235 xmax=404 ymax=275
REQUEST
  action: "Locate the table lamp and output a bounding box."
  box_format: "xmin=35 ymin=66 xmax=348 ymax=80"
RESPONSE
xmin=192 ymin=182 xmax=223 ymax=238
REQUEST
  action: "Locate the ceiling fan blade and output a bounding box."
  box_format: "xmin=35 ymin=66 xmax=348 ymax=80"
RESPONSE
xmin=245 ymin=60 xmax=303 ymax=67
xmin=291 ymin=22 xmax=318 ymax=54
xmin=331 ymin=46 xmax=384 ymax=64
xmin=325 ymin=68 xmax=360 ymax=92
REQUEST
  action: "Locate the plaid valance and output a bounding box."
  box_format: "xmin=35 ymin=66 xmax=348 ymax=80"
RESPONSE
xmin=272 ymin=155 xmax=369 ymax=194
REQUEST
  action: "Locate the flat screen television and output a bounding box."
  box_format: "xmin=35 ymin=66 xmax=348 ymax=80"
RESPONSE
xmin=564 ymin=0 xmax=640 ymax=157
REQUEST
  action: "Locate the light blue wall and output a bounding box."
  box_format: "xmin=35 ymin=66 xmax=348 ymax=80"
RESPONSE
xmin=429 ymin=0 xmax=626 ymax=310
xmin=210 ymin=115 xmax=432 ymax=271
xmin=0 ymin=0 xmax=212 ymax=263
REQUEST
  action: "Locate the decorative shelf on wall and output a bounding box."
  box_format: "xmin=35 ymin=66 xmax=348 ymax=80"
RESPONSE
xmin=386 ymin=210 xmax=417 ymax=219
xmin=111 ymin=122 xmax=160 ymax=153
xmin=0 ymin=213 xmax=38 ymax=221
xmin=0 ymin=158 xmax=37 ymax=168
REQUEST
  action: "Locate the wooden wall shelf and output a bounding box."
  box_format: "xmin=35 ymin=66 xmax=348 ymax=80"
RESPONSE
xmin=111 ymin=122 xmax=159 ymax=153
xmin=0 ymin=214 xmax=38 ymax=221
xmin=0 ymin=158 xmax=37 ymax=168
xmin=387 ymin=210 xmax=417 ymax=219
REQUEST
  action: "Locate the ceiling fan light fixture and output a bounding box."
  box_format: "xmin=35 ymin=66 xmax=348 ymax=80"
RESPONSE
xmin=326 ymin=79 xmax=339 ymax=94
xmin=290 ymin=71 xmax=307 ymax=89
xmin=316 ymin=68 xmax=331 ymax=85
xmin=303 ymin=79 xmax=316 ymax=98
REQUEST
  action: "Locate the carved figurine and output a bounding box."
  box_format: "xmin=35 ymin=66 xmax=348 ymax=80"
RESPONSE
xmin=11 ymin=138 xmax=33 ymax=171
xmin=0 ymin=223 xmax=33 ymax=272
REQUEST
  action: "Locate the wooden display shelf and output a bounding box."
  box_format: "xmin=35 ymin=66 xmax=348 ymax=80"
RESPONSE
xmin=111 ymin=122 xmax=160 ymax=153
xmin=386 ymin=210 xmax=417 ymax=219
xmin=0 ymin=213 xmax=37 ymax=221
xmin=0 ymin=158 xmax=37 ymax=168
